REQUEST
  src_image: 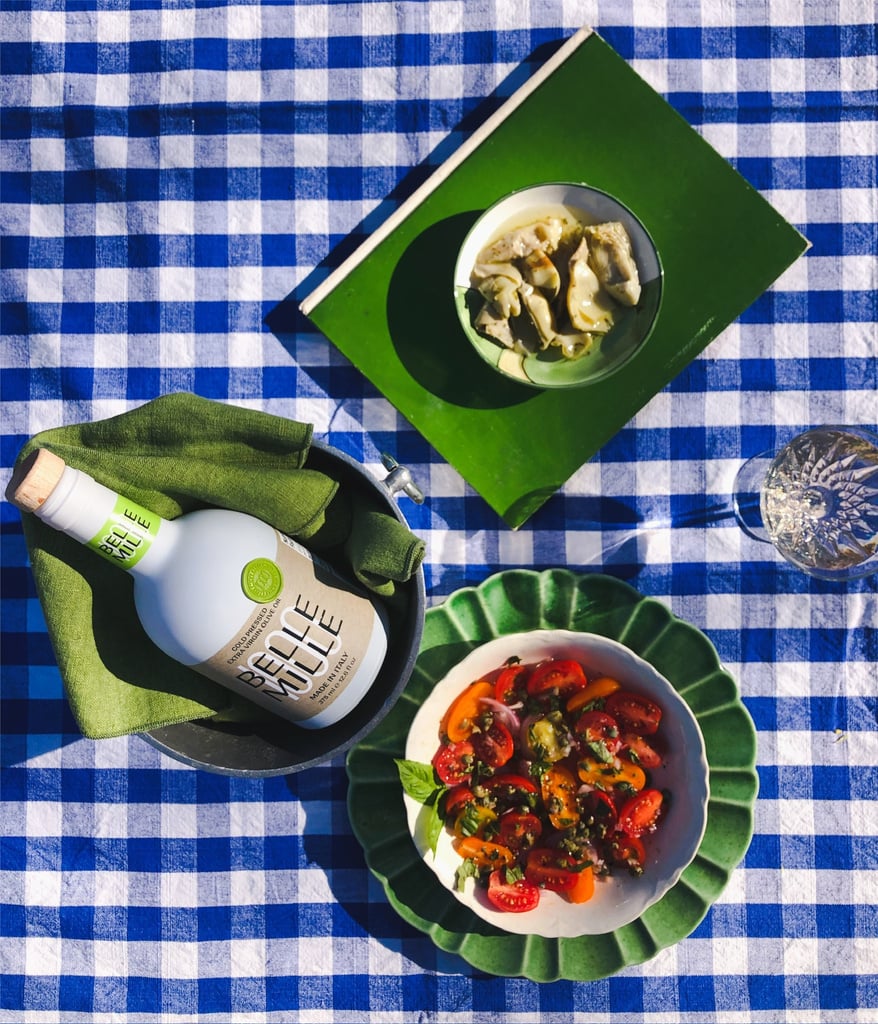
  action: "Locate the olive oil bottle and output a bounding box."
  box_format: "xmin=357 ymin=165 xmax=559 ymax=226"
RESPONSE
xmin=7 ymin=449 xmax=389 ymax=728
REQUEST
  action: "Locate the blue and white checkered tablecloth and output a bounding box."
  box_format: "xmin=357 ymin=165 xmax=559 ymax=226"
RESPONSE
xmin=1 ymin=2 xmax=876 ymax=1021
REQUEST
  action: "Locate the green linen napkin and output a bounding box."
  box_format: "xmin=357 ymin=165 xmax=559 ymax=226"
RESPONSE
xmin=11 ymin=392 xmax=426 ymax=739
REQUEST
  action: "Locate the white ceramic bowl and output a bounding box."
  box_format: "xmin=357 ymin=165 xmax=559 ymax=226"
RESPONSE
xmin=403 ymin=629 xmax=709 ymax=937
xmin=454 ymin=183 xmax=663 ymax=389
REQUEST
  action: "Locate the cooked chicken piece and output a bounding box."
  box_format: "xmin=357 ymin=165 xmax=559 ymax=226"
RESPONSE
xmin=583 ymin=221 xmax=641 ymax=306
xmin=566 ymin=238 xmax=616 ymax=333
xmin=476 ymin=218 xmax=565 ymax=264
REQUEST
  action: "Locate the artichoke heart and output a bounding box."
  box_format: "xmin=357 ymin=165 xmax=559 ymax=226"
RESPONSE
xmin=472 ymin=262 xmax=523 ymax=320
xmin=476 ymin=217 xmax=564 ymax=264
xmin=583 ymin=221 xmax=641 ymax=307
xmin=567 ymin=238 xmax=616 ymax=333
xmin=519 ymin=283 xmax=556 ymax=349
xmin=522 ymin=249 xmax=561 ymax=300
xmin=474 ymin=303 xmax=516 ymax=350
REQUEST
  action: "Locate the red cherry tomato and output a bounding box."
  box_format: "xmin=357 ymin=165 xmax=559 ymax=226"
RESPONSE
xmin=444 ymin=785 xmax=475 ymax=819
xmin=471 ymin=720 xmax=514 ymax=768
xmin=486 ymin=869 xmax=541 ymax=913
xmin=496 ymin=810 xmax=543 ymax=852
xmin=494 ymin=662 xmax=528 ymax=704
xmin=621 ymin=732 xmax=663 ymax=769
xmin=605 ymin=691 xmax=663 ymax=735
xmin=482 ymin=773 xmax=539 ymax=809
xmin=578 ymin=789 xmax=618 ymax=834
xmin=432 ymin=740 xmax=474 ymax=786
xmin=618 ymin=788 xmax=664 ymax=837
xmin=526 ymin=659 xmax=588 ymax=698
xmin=610 ymin=833 xmax=647 ymax=870
xmin=524 ymin=848 xmax=578 ymax=892
xmin=575 ymin=709 xmax=623 ymax=756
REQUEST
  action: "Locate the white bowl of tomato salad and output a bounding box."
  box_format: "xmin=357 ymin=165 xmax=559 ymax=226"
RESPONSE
xmin=400 ymin=629 xmax=709 ymax=937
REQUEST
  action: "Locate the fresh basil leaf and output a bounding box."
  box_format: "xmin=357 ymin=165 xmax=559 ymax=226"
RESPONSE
xmin=394 ymin=758 xmax=443 ymax=805
xmin=425 ymin=800 xmax=444 ymax=856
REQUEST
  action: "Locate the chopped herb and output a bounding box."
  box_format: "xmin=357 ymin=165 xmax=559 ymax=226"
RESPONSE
xmin=588 ymin=739 xmax=614 ymax=764
xmin=455 ymin=858 xmax=478 ymax=891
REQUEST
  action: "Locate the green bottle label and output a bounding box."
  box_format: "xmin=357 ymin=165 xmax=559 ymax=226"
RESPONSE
xmin=87 ymin=496 xmax=160 ymax=569
xmin=241 ymin=557 xmax=284 ymax=602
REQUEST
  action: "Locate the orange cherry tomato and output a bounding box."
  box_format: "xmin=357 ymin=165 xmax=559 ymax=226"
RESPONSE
xmin=454 ymin=836 xmax=516 ymax=870
xmin=442 ymin=680 xmax=493 ymax=742
xmin=566 ymin=676 xmax=622 ymax=713
xmin=540 ymin=763 xmax=580 ymax=830
xmin=566 ymin=864 xmax=595 ymax=904
xmin=577 ymin=756 xmax=646 ymax=793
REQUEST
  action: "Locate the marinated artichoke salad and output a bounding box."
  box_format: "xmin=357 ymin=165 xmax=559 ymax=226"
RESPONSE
xmin=397 ymin=656 xmax=668 ymax=914
xmin=470 ymin=212 xmax=642 ymax=361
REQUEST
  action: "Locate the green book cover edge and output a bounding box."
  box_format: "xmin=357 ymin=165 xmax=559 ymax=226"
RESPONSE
xmin=301 ymin=28 xmax=809 ymax=528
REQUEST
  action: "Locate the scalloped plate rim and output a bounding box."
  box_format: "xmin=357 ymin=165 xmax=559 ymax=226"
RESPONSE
xmin=346 ymin=569 xmax=759 ymax=981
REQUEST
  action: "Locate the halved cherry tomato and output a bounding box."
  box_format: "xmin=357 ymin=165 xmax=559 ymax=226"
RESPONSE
xmin=471 ymin=720 xmax=514 ymax=768
xmin=432 ymin=740 xmax=474 ymax=786
xmin=609 ymin=833 xmax=646 ymax=871
xmin=526 ymin=659 xmax=588 ymax=698
xmin=618 ymin=788 xmax=664 ymax=837
xmin=486 ymin=869 xmax=541 ymax=913
xmin=482 ymin=773 xmax=538 ymax=809
xmin=442 ymin=680 xmax=494 ymax=742
xmin=578 ymin=789 xmax=618 ymax=834
xmin=622 ymin=732 xmax=662 ymax=769
xmin=496 ymin=810 xmax=542 ymax=852
xmin=524 ymin=848 xmax=582 ymax=892
xmin=605 ymin=691 xmax=662 ymax=736
xmin=540 ymin=763 xmax=580 ymax=830
xmin=566 ymin=864 xmax=595 ymax=904
xmin=452 ymin=803 xmax=496 ymax=839
xmin=575 ymin=710 xmax=623 ymax=758
xmin=566 ymin=676 xmax=622 ymax=713
xmin=444 ymin=785 xmax=475 ymax=819
xmin=455 ymin=836 xmax=515 ymax=870
xmin=577 ymin=756 xmax=646 ymax=793
xmin=494 ymin=662 xmax=528 ymax=704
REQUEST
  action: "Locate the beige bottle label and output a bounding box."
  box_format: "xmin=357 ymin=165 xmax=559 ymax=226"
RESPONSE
xmin=196 ymin=531 xmax=381 ymax=723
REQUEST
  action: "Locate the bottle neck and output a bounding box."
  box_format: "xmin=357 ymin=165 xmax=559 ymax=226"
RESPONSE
xmin=36 ymin=466 xmax=170 ymax=574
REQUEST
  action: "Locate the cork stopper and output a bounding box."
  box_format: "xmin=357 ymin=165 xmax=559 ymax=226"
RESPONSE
xmin=5 ymin=449 xmax=68 ymax=513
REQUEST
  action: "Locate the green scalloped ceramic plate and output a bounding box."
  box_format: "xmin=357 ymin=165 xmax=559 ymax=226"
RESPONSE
xmin=346 ymin=569 xmax=758 ymax=981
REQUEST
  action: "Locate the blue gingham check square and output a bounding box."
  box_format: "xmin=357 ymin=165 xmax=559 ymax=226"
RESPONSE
xmin=1 ymin=2 xmax=876 ymax=1021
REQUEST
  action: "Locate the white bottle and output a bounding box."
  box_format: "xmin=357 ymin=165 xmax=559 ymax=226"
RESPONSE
xmin=7 ymin=449 xmax=389 ymax=729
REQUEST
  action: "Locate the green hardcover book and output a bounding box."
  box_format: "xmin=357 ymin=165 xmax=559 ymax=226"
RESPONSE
xmin=300 ymin=28 xmax=809 ymax=528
